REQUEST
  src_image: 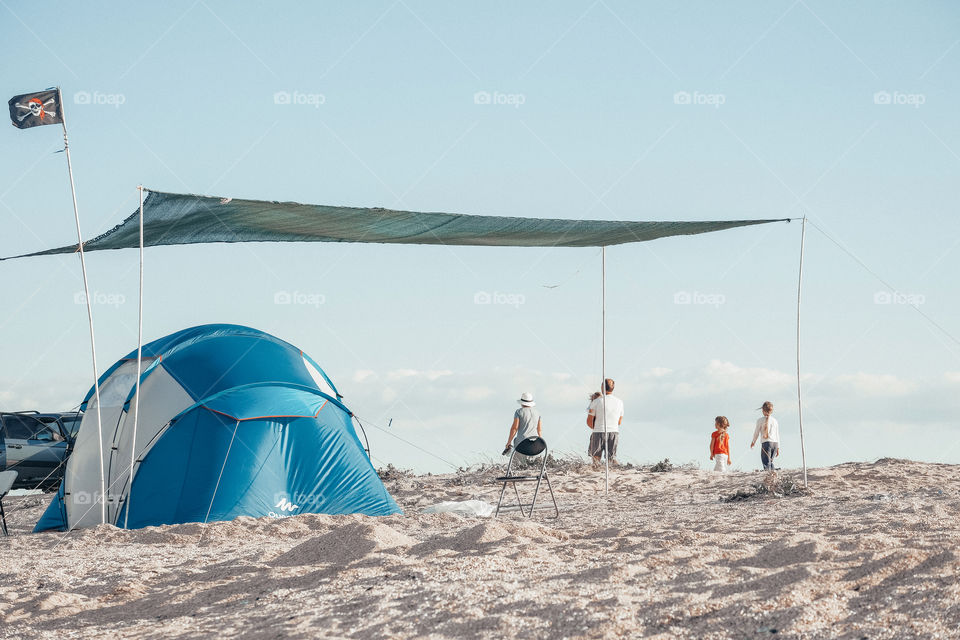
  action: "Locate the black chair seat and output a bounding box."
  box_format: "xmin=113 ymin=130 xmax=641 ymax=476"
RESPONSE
xmin=515 ymin=438 xmax=547 ymax=456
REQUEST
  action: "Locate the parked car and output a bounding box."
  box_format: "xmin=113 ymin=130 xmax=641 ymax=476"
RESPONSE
xmin=37 ymin=411 xmax=83 ymax=441
xmin=0 ymin=412 xmax=72 ymax=490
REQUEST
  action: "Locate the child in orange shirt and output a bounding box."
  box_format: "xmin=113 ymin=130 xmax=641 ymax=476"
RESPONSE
xmin=710 ymin=416 xmax=732 ymax=472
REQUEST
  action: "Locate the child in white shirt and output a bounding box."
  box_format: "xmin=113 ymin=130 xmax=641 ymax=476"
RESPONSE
xmin=750 ymin=401 xmax=779 ymax=470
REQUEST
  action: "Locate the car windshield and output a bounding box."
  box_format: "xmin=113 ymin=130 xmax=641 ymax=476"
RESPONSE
xmin=61 ymin=415 xmax=83 ymax=437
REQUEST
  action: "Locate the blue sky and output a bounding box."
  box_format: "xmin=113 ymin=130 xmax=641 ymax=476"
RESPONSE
xmin=1 ymin=1 xmax=958 ymax=472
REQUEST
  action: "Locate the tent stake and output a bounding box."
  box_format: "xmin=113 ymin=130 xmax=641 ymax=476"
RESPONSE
xmin=60 ymin=89 xmax=106 ymax=525
xmin=797 ymin=216 xmax=808 ymax=487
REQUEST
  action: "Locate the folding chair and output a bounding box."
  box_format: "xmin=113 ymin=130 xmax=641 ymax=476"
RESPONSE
xmin=0 ymin=470 xmax=18 ymax=536
xmin=495 ymin=436 xmax=559 ymax=518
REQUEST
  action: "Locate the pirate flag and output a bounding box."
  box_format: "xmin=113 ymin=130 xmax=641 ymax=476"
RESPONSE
xmin=8 ymin=88 xmax=63 ymax=129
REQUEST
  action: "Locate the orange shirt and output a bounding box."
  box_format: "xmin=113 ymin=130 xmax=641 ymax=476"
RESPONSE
xmin=710 ymin=430 xmax=730 ymax=456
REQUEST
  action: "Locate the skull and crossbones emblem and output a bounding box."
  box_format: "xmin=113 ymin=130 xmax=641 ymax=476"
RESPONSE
xmin=14 ymin=97 xmax=56 ymax=123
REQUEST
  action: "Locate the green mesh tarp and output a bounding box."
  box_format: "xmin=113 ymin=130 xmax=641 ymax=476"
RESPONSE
xmin=2 ymin=189 xmax=789 ymax=259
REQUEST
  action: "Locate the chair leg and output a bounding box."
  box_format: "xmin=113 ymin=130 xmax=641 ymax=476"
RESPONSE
xmin=495 ymin=481 xmax=509 ymax=517
xmin=496 ymin=450 xmax=520 ymax=518
xmin=528 ymin=449 xmax=559 ymax=519
xmin=543 ymin=473 xmax=559 ymax=519
xmin=511 ymin=482 xmax=527 ymax=517
xmin=530 ymin=457 xmax=546 ymax=517
xmin=0 ymin=500 xmax=7 ymax=537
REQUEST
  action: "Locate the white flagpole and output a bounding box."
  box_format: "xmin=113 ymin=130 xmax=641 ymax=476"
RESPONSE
xmin=59 ymin=88 xmax=106 ymax=524
xmin=602 ymin=247 xmax=608 ymax=496
xmin=124 ymin=185 xmax=145 ymax=528
xmin=797 ymin=216 xmax=808 ymax=487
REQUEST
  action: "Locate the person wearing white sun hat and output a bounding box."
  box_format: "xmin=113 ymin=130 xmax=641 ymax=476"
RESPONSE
xmin=502 ymin=392 xmax=543 ymax=455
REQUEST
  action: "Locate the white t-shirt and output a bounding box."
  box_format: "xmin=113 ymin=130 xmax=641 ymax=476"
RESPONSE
xmin=588 ymin=394 xmax=624 ymax=433
xmin=753 ymin=415 xmax=780 ymax=443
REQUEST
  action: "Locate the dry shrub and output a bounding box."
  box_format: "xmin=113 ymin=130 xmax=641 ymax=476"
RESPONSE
xmin=377 ymin=464 xmax=415 ymax=481
xmin=724 ymin=471 xmax=812 ymax=502
xmin=650 ymin=459 xmax=674 ymax=473
xmin=648 ymin=459 xmax=698 ymax=473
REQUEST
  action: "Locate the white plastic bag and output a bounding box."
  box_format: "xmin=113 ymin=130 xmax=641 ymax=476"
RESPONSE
xmin=422 ymin=500 xmax=494 ymax=517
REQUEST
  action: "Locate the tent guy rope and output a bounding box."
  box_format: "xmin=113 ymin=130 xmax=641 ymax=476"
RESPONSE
xmin=807 ymin=219 xmax=960 ymax=349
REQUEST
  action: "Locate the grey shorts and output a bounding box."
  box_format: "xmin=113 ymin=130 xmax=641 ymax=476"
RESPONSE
xmin=588 ymin=432 xmax=618 ymax=459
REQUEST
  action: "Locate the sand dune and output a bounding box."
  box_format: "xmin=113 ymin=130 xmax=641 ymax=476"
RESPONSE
xmin=1 ymin=459 xmax=959 ymax=639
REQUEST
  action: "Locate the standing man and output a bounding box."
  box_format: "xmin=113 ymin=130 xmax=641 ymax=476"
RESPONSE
xmin=587 ymin=378 xmax=623 ymax=468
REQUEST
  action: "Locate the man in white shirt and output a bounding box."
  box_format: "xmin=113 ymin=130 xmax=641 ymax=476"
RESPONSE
xmin=750 ymin=401 xmax=780 ymax=470
xmin=587 ymin=378 xmax=624 ymax=468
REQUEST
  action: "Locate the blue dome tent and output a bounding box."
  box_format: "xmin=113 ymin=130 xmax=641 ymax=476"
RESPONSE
xmin=35 ymin=324 xmax=400 ymax=532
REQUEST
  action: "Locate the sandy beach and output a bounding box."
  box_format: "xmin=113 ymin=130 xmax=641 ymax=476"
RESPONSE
xmin=1 ymin=458 xmax=958 ymax=639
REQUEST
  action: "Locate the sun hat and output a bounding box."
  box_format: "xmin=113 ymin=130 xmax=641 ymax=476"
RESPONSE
xmin=518 ymin=392 xmax=535 ymax=407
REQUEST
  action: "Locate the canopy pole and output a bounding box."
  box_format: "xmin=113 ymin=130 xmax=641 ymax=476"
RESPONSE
xmin=602 ymin=247 xmax=608 ymax=496
xmin=124 ymin=185 xmax=145 ymax=528
xmin=60 ymin=88 xmax=106 ymax=524
xmin=797 ymin=216 xmax=808 ymax=487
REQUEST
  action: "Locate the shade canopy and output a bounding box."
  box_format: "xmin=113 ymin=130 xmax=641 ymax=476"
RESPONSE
xmin=2 ymin=189 xmax=790 ymax=259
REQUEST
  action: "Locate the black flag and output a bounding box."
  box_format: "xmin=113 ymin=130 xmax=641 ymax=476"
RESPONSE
xmin=8 ymin=88 xmax=63 ymax=129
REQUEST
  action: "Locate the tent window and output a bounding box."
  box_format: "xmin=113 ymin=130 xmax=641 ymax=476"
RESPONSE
xmin=302 ymin=357 xmax=336 ymax=398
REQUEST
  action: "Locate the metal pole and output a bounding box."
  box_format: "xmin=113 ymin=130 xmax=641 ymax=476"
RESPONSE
xmin=60 ymin=88 xmax=106 ymax=524
xmin=797 ymin=216 xmax=808 ymax=487
xmin=602 ymin=247 xmax=608 ymax=495
xmin=124 ymin=185 xmax=145 ymax=528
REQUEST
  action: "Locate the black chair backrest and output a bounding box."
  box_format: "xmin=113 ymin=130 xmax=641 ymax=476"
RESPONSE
xmin=516 ymin=437 xmax=546 ymax=456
